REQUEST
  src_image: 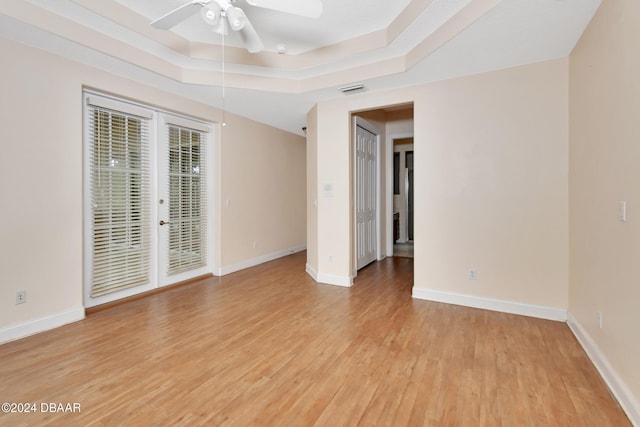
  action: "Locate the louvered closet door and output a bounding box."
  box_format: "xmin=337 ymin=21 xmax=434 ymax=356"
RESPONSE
xmin=158 ymin=115 xmax=212 ymax=286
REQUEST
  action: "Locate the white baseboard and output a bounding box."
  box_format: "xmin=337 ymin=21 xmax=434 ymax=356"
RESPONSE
xmin=317 ymin=273 xmax=352 ymax=287
xmin=0 ymin=306 xmax=85 ymax=345
xmin=306 ymin=264 xmax=352 ymax=287
xmin=567 ymin=313 xmax=640 ymax=426
xmin=305 ymin=263 xmax=319 ymax=281
xmin=216 ymin=244 xmax=306 ymax=276
xmin=411 ymin=288 xmax=567 ymax=321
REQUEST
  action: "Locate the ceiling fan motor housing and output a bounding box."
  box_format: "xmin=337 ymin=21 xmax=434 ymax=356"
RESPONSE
xmin=151 ymin=0 xmax=323 ymax=53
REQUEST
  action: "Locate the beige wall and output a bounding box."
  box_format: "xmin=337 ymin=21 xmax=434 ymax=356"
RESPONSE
xmin=416 ymin=59 xmax=569 ymax=309
xmin=219 ymin=114 xmax=306 ymax=268
xmin=569 ymin=0 xmax=640 ymax=410
xmin=313 ymin=90 xmax=417 ymax=284
xmin=0 ymin=38 xmax=305 ymax=335
xmin=0 ymin=38 xmax=84 ymax=330
xmin=310 ymin=59 xmax=569 ymax=308
xmin=306 ymin=106 xmax=318 ymax=275
xmin=313 ymin=101 xmax=354 ymax=283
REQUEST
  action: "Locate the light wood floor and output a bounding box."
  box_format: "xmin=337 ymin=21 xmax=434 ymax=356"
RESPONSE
xmin=393 ymin=242 xmax=414 ymax=258
xmin=0 ymin=252 xmax=630 ymax=426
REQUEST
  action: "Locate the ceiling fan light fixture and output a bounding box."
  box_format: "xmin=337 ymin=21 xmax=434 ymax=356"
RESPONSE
xmin=150 ymin=0 xmax=270 ymax=53
xmin=200 ymin=3 xmax=221 ymax=26
xmin=226 ymin=6 xmax=246 ymax=31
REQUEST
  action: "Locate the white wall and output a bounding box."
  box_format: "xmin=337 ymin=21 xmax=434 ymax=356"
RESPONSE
xmin=414 ymin=59 xmax=569 ymax=315
xmin=0 ymin=38 xmax=306 ymax=341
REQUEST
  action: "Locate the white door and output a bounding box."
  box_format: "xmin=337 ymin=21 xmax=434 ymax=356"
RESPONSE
xmin=84 ymin=93 xmax=213 ymax=307
xmin=158 ymin=115 xmax=212 ymax=286
xmin=355 ymin=121 xmax=378 ymax=270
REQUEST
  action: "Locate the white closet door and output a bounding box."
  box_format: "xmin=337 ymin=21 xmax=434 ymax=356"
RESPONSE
xmin=356 ymin=123 xmax=378 ymax=270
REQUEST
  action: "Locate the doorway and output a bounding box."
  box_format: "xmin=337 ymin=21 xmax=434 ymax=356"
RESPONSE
xmin=406 ymin=150 xmax=414 ymax=241
xmin=350 ymin=104 xmax=414 ymax=273
xmin=392 ymin=141 xmax=414 ymax=257
xmin=83 ymin=93 xmax=214 ymax=307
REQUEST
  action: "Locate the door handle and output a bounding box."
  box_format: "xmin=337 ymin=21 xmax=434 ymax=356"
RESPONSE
xmin=159 ymin=220 xmax=170 ymax=226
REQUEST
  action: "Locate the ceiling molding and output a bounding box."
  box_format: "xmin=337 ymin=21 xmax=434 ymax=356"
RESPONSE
xmin=5 ymin=0 xmax=499 ymax=93
xmin=1 ymin=0 xmax=602 ymax=135
xmin=71 ymin=0 xmax=438 ymax=71
xmin=2 ymin=0 xmax=185 ymax=79
xmin=407 ymin=0 xmax=502 ymax=68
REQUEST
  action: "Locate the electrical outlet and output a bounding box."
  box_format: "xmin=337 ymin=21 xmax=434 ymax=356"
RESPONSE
xmin=597 ymin=311 xmax=603 ymax=329
xmin=468 ymin=269 xmax=477 ymax=280
xmin=620 ymin=201 xmax=627 ymax=222
xmin=16 ymin=290 xmax=26 ymax=305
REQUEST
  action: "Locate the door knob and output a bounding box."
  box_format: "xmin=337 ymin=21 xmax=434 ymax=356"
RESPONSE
xmin=159 ymin=220 xmax=170 ymax=226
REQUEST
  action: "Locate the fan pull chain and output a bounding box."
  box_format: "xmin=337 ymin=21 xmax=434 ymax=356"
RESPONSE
xmin=221 ymin=21 xmax=226 ymax=127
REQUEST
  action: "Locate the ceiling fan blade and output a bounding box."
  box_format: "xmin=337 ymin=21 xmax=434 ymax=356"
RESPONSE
xmin=246 ymin=0 xmax=323 ymax=19
xmin=151 ymin=1 xmax=208 ymax=30
xmin=234 ymin=10 xmax=264 ymax=53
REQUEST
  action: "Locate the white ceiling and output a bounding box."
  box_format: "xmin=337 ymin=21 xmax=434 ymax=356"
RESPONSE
xmin=1 ymin=0 xmax=602 ymax=135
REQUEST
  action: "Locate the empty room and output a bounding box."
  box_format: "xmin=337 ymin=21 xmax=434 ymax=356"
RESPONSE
xmin=0 ymin=0 xmax=638 ymax=425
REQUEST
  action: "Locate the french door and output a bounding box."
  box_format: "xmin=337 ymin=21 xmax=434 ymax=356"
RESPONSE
xmin=84 ymin=93 xmax=213 ymax=307
xmin=157 ymin=115 xmax=211 ymax=286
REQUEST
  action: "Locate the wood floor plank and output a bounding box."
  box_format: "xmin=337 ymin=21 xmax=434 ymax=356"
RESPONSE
xmin=0 ymin=253 xmax=631 ymax=426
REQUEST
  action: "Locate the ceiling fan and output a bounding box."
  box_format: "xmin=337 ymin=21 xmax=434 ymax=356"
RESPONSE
xmin=151 ymin=0 xmax=323 ymax=53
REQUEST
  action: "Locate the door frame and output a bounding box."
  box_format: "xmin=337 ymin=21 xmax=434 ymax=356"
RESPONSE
xmin=352 ymin=116 xmax=382 ymax=278
xmin=386 ymin=132 xmax=414 ymax=256
xmin=82 ymin=91 xmax=218 ymax=308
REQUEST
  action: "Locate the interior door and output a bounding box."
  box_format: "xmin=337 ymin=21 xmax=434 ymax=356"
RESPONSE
xmin=355 ymin=123 xmax=378 ymax=270
xmin=158 ymin=115 xmax=212 ymax=286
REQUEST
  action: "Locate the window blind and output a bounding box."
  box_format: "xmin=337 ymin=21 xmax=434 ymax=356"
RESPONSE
xmin=166 ymin=125 xmax=207 ymax=275
xmin=88 ymin=104 xmax=151 ymax=297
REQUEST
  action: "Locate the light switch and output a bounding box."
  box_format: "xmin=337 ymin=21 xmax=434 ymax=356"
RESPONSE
xmin=620 ymin=201 xmax=627 ymax=222
xmin=323 ymin=183 xmax=334 ymax=197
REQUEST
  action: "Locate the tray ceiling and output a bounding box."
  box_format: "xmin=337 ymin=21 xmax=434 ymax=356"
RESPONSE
xmin=0 ymin=0 xmax=601 ymax=134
